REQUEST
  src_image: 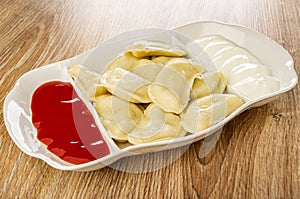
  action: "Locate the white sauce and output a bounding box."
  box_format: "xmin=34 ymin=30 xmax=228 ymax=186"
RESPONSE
xmin=195 ymin=35 xmax=279 ymax=100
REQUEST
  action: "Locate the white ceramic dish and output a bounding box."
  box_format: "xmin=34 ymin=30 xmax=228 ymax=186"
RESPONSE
xmin=3 ymin=21 xmax=298 ymax=171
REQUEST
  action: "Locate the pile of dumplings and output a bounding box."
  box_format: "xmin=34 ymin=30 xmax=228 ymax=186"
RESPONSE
xmin=68 ymin=40 xmax=244 ymax=145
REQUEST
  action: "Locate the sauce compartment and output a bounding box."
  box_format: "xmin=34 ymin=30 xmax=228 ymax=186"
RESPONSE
xmin=4 ymin=63 xmax=120 ymax=169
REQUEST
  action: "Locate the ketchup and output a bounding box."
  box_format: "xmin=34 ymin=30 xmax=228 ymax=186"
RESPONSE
xmin=31 ymin=81 xmax=110 ymax=164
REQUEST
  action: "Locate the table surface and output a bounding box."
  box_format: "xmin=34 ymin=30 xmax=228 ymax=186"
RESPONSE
xmin=0 ymin=0 xmax=299 ymax=198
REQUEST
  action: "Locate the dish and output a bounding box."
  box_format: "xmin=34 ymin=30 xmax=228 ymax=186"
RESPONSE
xmin=3 ymin=21 xmax=298 ymax=171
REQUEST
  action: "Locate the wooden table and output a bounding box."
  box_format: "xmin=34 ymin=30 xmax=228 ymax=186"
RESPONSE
xmin=0 ymin=0 xmax=299 ymax=198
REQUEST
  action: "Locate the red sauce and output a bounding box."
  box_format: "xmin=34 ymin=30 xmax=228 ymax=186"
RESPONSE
xmin=31 ymin=81 xmax=110 ymax=165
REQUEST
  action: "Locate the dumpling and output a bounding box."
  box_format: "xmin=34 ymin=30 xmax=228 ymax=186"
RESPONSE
xmin=104 ymin=52 xmax=140 ymax=73
xmin=68 ymin=65 xmax=81 ymax=79
xmin=133 ymin=59 xmax=155 ymax=68
xmin=148 ymin=58 xmax=203 ymax=114
xmin=127 ymin=104 xmax=187 ymax=144
xmin=190 ymin=71 xmax=227 ymax=99
xmin=131 ymin=59 xmax=163 ymax=82
xmin=68 ymin=65 xmax=108 ymax=101
xmin=100 ymin=68 xmax=151 ymax=103
xmin=94 ymin=94 xmax=143 ymax=142
xmin=101 ymin=59 xmax=164 ymax=103
xmin=151 ymin=56 xmax=180 ymax=65
xmin=126 ymin=40 xmax=186 ymax=58
xmin=181 ymin=94 xmax=244 ymax=133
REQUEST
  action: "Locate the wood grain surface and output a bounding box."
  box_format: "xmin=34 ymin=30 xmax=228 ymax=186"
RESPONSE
xmin=0 ymin=0 xmax=299 ymax=198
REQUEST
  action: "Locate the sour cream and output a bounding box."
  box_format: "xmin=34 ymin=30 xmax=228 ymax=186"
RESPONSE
xmin=195 ymin=35 xmax=279 ymax=100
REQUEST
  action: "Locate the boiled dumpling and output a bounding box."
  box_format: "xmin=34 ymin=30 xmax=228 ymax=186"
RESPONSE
xmin=68 ymin=65 xmax=108 ymax=101
xmin=68 ymin=65 xmax=81 ymax=79
xmin=127 ymin=104 xmax=187 ymax=144
xmin=94 ymin=94 xmax=143 ymax=141
xmin=100 ymin=68 xmax=151 ymax=103
xmin=148 ymin=58 xmax=203 ymax=114
xmin=151 ymin=56 xmax=180 ymax=65
xmin=131 ymin=59 xmax=163 ymax=82
xmin=104 ymin=52 xmax=140 ymax=73
xmin=181 ymin=94 xmax=244 ymax=133
xmin=127 ymin=40 xmax=186 ymax=58
xmin=133 ymin=59 xmax=155 ymax=68
xmin=101 ymin=59 xmax=164 ymax=103
xmin=191 ymin=71 xmax=227 ymax=99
